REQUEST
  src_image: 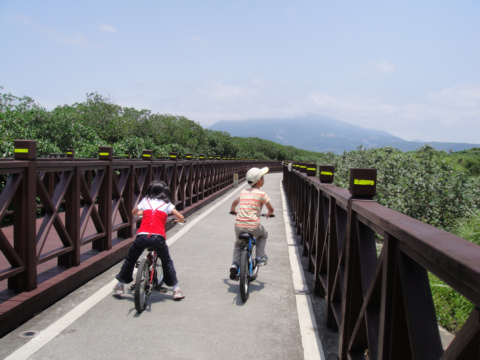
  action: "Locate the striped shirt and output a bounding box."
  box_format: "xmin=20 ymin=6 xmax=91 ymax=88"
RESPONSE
xmin=234 ymin=188 xmax=271 ymax=228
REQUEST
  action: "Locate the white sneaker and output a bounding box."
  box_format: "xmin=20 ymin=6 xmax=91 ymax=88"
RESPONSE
xmin=113 ymin=282 xmax=124 ymax=296
xmin=173 ymin=288 xmax=185 ymax=300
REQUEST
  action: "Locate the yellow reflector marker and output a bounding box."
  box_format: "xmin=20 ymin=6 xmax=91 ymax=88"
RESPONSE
xmin=321 ymin=171 xmax=333 ymax=176
xmin=14 ymin=149 xmax=29 ymax=153
xmin=143 ymin=154 xmax=151 ymax=157
xmin=67 ymin=152 xmax=73 ymax=155
xmin=99 ymin=152 xmax=110 ymax=156
xmin=354 ymin=179 xmax=375 ymax=186
xmin=307 ymin=168 xmax=316 ymax=171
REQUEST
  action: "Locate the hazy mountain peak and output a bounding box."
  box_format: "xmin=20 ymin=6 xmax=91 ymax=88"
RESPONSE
xmin=209 ymin=115 xmax=479 ymax=153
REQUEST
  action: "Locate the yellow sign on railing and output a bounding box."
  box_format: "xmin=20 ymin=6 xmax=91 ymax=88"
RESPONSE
xmin=14 ymin=149 xmax=29 ymax=153
xmin=354 ymin=179 xmax=375 ymax=186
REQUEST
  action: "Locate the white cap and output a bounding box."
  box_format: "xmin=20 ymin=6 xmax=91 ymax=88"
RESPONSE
xmin=246 ymin=167 xmax=269 ymax=186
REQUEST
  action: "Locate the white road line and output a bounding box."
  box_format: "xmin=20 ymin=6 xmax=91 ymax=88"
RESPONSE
xmin=280 ymin=180 xmax=325 ymax=360
xmin=5 ymin=184 xmax=247 ymax=360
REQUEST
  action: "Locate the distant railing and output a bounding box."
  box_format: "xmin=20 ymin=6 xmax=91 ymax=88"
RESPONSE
xmin=0 ymin=140 xmax=282 ymax=336
xmin=283 ymin=163 xmax=480 ymax=360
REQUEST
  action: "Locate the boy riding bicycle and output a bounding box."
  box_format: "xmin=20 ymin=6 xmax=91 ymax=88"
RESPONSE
xmin=229 ymin=167 xmax=274 ymax=280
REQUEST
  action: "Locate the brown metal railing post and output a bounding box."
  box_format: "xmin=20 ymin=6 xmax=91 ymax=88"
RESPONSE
xmin=339 ymin=168 xmax=378 ymax=359
xmin=11 ymin=140 xmax=38 ymax=292
xmin=169 ymin=152 xmax=178 ymax=208
xmin=94 ymin=147 xmax=113 ymax=251
xmin=60 ymin=159 xmax=80 ymax=267
xmin=118 ymin=161 xmax=134 ymax=239
xmin=339 ymin=196 xmax=360 ymax=359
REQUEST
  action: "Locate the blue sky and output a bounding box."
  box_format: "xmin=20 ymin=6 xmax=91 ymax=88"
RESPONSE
xmin=1 ymin=0 xmax=480 ymax=144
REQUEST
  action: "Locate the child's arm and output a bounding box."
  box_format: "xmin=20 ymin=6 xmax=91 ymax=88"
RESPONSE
xmin=230 ymin=198 xmax=240 ymax=214
xmin=171 ymin=208 xmax=185 ymax=223
xmin=265 ymin=202 xmax=275 ymax=218
xmin=132 ymin=207 xmax=143 ymax=217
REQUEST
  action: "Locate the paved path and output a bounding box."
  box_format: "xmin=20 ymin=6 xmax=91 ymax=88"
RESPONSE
xmin=0 ymin=172 xmax=339 ymax=360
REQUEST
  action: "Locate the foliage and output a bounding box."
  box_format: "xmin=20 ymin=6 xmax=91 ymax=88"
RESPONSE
xmin=316 ymin=145 xmax=480 ymax=231
xmin=429 ymin=273 xmax=474 ymax=334
xmin=445 ymin=147 xmax=480 ymax=176
xmin=453 ymin=209 xmax=480 ymax=246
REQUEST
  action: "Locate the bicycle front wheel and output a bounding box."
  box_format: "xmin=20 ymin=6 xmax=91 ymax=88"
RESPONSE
xmin=239 ymin=250 xmax=250 ymax=302
xmin=134 ymin=257 xmax=151 ymax=313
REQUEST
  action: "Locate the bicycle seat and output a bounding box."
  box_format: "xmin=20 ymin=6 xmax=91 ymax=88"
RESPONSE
xmin=238 ymin=232 xmax=254 ymax=241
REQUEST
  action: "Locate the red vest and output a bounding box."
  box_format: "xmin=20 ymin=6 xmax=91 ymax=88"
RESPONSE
xmin=137 ymin=201 xmax=168 ymax=238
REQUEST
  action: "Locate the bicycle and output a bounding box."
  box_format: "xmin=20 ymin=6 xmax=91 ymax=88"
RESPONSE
xmin=229 ymin=212 xmax=274 ymax=302
xmin=130 ymin=217 xmax=185 ymax=312
xmin=132 ymin=247 xmax=167 ymax=313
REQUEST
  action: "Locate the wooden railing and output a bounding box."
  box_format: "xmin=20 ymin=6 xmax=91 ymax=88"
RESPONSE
xmin=0 ymin=140 xmax=281 ymax=336
xmin=283 ymin=164 xmax=480 ymax=360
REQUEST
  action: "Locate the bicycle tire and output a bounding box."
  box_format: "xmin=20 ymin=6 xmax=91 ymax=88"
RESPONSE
xmin=134 ymin=257 xmax=151 ymax=313
xmin=239 ymin=250 xmax=250 ymax=302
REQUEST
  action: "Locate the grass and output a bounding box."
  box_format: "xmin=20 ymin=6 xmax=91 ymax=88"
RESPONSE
xmin=429 ymin=273 xmax=475 ymax=334
xmin=429 ymin=209 xmax=480 ymax=334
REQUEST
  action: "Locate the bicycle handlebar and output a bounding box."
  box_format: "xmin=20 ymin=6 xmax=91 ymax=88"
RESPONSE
xmin=166 ymin=217 xmax=186 ymax=225
xmin=229 ymin=211 xmax=275 ymax=218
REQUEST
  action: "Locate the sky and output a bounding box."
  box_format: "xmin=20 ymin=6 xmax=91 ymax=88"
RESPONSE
xmin=1 ymin=0 xmax=480 ymax=144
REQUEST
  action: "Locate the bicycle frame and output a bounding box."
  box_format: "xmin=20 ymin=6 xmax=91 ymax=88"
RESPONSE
xmin=245 ymin=237 xmax=256 ymax=276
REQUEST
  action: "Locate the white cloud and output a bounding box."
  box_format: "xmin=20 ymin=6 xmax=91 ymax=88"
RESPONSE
xmin=11 ymin=15 xmax=90 ymax=46
xmin=190 ymin=35 xmax=207 ymax=45
xmin=99 ymin=24 xmax=117 ymax=34
xmin=429 ymin=84 xmax=480 ymax=108
xmin=377 ymin=59 xmax=396 ymax=73
xmin=362 ymin=58 xmax=396 ymax=76
xmin=251 ymin=78 xmax=269 ymax=88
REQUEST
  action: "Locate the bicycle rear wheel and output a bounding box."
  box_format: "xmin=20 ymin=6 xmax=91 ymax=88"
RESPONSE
xmin=239 ymin=250 xmax=250 ymax=302
xmin=134 ymin=257 xmax=151 ymax=313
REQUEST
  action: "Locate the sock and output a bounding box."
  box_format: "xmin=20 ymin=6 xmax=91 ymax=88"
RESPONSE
xmin=173 ymin=284 xmax=179 ymax=291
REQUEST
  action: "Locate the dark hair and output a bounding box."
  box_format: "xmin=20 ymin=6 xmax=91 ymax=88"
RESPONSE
xmin=145 ymin=180 xmax=171 ymax=202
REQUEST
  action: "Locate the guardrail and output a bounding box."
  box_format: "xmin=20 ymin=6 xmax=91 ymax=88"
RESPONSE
xmin=283 ymin=163 xmax=480 ymax=359
xmin=0 ymin=140 xmax=282 ymax=336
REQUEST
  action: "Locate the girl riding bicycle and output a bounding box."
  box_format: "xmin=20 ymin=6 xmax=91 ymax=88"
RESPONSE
xmin=229 ymin=167 xmax=274 ymax=280
xmin=113 ymin=180 xmax=186 ymax=300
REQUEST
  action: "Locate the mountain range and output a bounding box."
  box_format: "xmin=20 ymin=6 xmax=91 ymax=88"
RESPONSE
xmin=208 ymin=115 xmax=479 ymax=154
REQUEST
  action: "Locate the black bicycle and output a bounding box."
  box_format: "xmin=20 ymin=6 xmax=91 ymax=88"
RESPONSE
xmin=132 ymin=247 xmax=166 ymax=313
xmin=229 ymin=212 xmax=274 ymax=302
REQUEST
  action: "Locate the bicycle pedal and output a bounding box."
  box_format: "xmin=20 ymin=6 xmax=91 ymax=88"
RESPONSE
xmin=157 ymin=286 xmax=168 ymax=293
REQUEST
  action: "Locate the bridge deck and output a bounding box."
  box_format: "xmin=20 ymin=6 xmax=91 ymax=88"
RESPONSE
xmin=0 ymin=172 xmax=339 ymax=360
